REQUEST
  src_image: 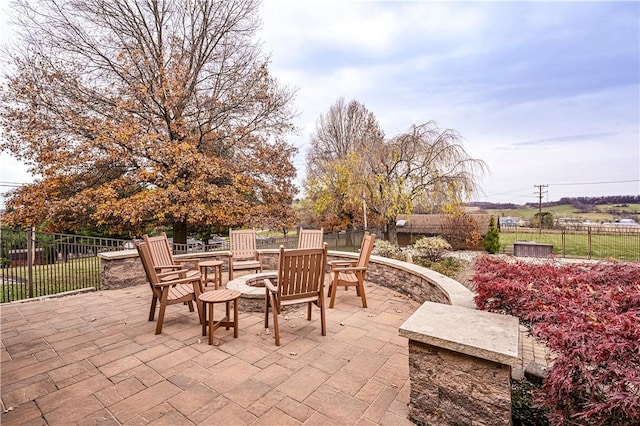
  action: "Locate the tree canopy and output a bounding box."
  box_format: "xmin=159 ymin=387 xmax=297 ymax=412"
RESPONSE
xmin=0 ymin=0 xmax=298 ymax=241
xmin=304 ymin=98 xmax=487 ymax=242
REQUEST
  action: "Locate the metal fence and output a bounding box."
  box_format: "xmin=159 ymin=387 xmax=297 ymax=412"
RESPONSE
xmin=1 ymin=228 xmax=372 ymax=303
xmin=499 ymin=226 xmax=640 ymax=262
xmin=5 ymin=224 xmax=634 ymax=303
xmin=1 ymin=228 xmax=129 ymax=303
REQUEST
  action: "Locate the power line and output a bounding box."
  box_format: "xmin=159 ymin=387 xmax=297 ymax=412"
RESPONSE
xmin=549 ymin=179 xmax=639 ymax=187
xmin=534 ymin=184 xmax=548 ymax=234
xmin=0 ymin=182 xmax=24 ymax=188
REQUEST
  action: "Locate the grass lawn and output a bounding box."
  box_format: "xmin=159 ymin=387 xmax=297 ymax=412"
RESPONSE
xmin=486 ymin=203 xmax=640 ymax=223
xmin=1 ymin=257 xmax=102 ymax=302
xmin=499 ymin=230 xmax=639 ymax=261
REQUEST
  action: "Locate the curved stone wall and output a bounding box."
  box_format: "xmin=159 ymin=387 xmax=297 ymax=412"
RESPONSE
xmin=99 ymin=248 xmax=475 ymax=309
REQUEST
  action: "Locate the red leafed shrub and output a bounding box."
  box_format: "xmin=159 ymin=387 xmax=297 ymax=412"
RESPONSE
xmin=473 ymin=256 xmax=640 ymax=425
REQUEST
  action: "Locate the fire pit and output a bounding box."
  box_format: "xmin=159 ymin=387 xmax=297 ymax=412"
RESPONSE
xmin=226 ymin=271 xmax=278 ymax=312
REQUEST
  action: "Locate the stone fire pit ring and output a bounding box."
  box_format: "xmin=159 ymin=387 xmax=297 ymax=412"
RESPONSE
xmin=225 ymin=271 xmax=278 ymax=312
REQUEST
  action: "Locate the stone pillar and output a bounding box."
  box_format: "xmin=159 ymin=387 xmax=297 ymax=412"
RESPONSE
xmin=408 ymin=341 xmax=512 ymax=425
xmin=400 ymin=301 xmax=520 ymax=426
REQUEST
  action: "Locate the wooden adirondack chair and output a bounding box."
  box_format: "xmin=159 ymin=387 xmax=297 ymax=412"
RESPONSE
xmin=264 ymin=244 xmax=328 ymax=345
xmin=297 ymin=228 xmax=324 ymax=249
xmin=136 ymin=241 xmax=203 ymax=335
xmin=228 ymin=228 xmax=263 ymax=280
xmin=143 ymin=233 xmax=201 ymax=281
xmin=328 ymin=232 xmax=376 ymax=308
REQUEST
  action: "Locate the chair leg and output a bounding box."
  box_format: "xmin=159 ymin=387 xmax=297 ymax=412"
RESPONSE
xmin=264 ymin=289 xmax=270 ymax=329
xmin=225 ymin=301 xmax=231 ymax=330
xmin=195 ymin=297 xmax=205 ymax=327
xmin=187 ymin=300 xmax=195 ymax=312
xmin=156 ymin=288 xmax=169 ymax=335
xmin=149 ymin=295 xmax=157 ymax=321
xmin=271 ymin=293 xmax=280 ymax=346
xmin=319 ymin=296 xmax=326 ymax=336
xmin=358 ymin=280 xmax=368 ymax=308
xmin=329 ymin=274 xmax=339 ymax=308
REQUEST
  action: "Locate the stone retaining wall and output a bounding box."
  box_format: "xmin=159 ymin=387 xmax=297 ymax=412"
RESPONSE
xmin=99 ymin=249 xmax=475 ymax=308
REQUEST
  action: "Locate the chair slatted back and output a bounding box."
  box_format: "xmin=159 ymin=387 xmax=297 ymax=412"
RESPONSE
xmin=297 ymin=228 xmax=324 ymax=249
xmin=229 ymin=229 xmax=258 ymax=260
xmin=143 ymin=232 xmax=174 ymax=269
xmin=356 ymin=232 xmax=376 ymax=269
xmin=277 ymin=244 xmax=328 ymax=302
xmin=136 ymin=241 xmax=161 ymax=288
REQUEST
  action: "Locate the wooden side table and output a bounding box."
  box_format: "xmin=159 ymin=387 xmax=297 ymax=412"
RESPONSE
xmin=199 ymin=260 xmax=224 ymax=289
xmin=198 ymin=289 xmax=241 ymax=345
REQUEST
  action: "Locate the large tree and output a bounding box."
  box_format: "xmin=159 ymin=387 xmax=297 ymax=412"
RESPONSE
xmin=304 ymin=98 xmax=487 ymax=243
xmin=362 ymin=122 xmax=487 ymax=242
xmin=303 ymin=98 xmax=383 ymax=233
xmin=0 ymin=0 xmax=298 ymax=242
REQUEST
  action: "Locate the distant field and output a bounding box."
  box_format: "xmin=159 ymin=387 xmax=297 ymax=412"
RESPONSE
xmin=486 ymin=203 xmax=640 ymax=222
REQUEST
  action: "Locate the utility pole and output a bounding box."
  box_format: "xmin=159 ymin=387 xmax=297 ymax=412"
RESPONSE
xmin=534 ymin=184 xmax=548 ymax=234
xmin=362 ymin=189 xmax=368 ymax=230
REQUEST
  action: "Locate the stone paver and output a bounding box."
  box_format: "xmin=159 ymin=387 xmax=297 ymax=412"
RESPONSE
xmin=1 ymin=271 xmax=548 ymax=424
xmin=1 ymin=276 xmax=416 ymax=425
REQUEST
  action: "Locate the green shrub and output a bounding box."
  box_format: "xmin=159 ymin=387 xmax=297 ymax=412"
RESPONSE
xmin=412 ymin=236 xmax=452 ymax=262
xmin=511 ymin=378 xmax=549 ymax=426
xmin=483 ymin=217 xmax=501 ymax=254
xmin=428 ymin=256 xmax=463 ymax=278
xmin=372 ymin=240 xmax=407 ymax=261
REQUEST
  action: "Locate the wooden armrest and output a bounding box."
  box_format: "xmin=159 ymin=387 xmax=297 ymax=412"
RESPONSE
xmin=264 ymin=278 xmax=277 ymax=292
xmin=154 ymin=275 xmax=199 ymax=287
xmin=156 ymin=268 xmax=190 ymax=278
xmin=330 ymin=261 xmax=356 ymax=270
xmin=332 ymin=266 xmax=368 ymax=273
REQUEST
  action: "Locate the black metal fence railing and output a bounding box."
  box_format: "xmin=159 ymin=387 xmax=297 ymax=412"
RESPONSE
xmin=1 ymin=228 xmax=129 ymax=303
xmin=498 ymin=226 xmax=640 ymax=262
xmin=1 ymin=228 xmax=373 ymax=303
xmin=5 ymin=224 xmax=633 ymax=303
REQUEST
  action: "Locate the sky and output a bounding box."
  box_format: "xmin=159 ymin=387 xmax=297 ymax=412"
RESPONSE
xmin=1 ymin=0 xmax=639 ymax=206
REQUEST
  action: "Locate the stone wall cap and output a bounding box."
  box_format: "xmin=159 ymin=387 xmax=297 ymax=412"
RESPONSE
xmin=399 ymin=301 xmax=519 ymax=365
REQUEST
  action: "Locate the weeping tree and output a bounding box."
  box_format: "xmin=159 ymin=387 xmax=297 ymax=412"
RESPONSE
xmin=0 ymin=0 xmax=298 ymax=242
xmin=362 ymin=122 xmax=487 ymax=243
xmin=304 ymin=101 xmax=487 ymax=243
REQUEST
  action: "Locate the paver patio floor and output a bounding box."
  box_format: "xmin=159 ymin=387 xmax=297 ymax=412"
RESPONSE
xmin=1 ymin=276 xmax=416 ymax=425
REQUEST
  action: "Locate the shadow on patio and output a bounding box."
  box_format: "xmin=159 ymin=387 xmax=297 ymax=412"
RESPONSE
xmin=1 ymin=275 xmax=416 ymax=425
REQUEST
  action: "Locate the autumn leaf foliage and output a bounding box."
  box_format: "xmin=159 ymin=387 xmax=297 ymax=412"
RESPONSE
xmin=0 ymin=0 xmax=298 ymax=239
xmin=473 ymin=256 xmax=640 ymax=425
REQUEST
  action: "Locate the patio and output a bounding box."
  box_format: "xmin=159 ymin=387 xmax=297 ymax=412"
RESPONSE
xmin=1 ymin=275 xmax=415 ymax=425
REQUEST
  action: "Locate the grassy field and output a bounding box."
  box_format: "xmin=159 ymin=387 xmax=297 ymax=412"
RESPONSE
xmin=1 ymin=257 xmax=101 ymax=303
xmin=499 ymin=230 xmax=640 ymax=261
xmin=486 ymin=203 xmax=640 ymax=223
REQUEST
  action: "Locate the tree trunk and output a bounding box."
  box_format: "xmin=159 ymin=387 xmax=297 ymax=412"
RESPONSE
xmin=173 ymin=220 xmax=188 ymax=245
xmin=385 ymin=220 xmax=398 ymax=245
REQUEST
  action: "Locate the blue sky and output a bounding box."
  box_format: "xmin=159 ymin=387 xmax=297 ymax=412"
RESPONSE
xmin=2 ymin=0 xmax=639 ymax=206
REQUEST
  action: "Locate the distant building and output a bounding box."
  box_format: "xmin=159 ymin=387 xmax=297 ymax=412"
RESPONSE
xmin=498 ymin=216 xmax=521 ymax=227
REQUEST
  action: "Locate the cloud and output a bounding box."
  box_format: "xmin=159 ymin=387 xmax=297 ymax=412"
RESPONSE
xmin=1 ymin=0 xmax=638 ymax=205
xmin=513 ymin=132 xmax=619 ymax=148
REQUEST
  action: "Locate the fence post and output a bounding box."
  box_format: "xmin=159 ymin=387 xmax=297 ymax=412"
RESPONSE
xmin=562 ymin=228 xmax=566 ymax=258
xmin=588 ymin=228 xmax=592 ymax=260
xmin=27 ymin=226 xmax=35 ymax=298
